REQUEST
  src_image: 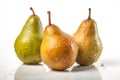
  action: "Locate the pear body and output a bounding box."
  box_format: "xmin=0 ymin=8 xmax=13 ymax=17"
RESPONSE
xmin=41 ymin=24 xmax=78 ymax=70
xmin=73 ymin=19 xmax=102 ymax=66
xmin=14 ymin=15 xmax=43 ymax=64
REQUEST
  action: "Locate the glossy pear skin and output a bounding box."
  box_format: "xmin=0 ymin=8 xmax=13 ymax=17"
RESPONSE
xmin=14 ymin=15 xmax=43 ymax=64
xmin=73 ymin=19 xmax=102 ymax=66
xmin=41 ymin=24 xmax=78 ymax=70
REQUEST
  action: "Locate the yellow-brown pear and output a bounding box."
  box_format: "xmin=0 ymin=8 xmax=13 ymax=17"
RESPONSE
xmin=73 ymin=8 xmax=103 ymax=66
xmin=41 ymin=11 xmax=78 ymax=71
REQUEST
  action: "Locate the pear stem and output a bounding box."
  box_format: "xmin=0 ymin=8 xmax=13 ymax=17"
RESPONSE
xmin=88 ymin=8 xmax=91 ymax=20
xmin=30 ymin=7 xmax=36 ymax=16
xmin=47 ymin=11 xmax=51 ymax=25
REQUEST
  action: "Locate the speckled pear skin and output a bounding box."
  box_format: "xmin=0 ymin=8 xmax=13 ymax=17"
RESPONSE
xmin=40 ymin=11 xmax=78 ymax=71
xmin=73 ymin=8 xmax=102 ymax=66
xmin=14 ymin=8 xmax=43 ymax=64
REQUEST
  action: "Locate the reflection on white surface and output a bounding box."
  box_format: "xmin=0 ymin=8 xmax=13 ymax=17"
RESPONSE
xmin=14 ymin=64 xmax=102 ymax=80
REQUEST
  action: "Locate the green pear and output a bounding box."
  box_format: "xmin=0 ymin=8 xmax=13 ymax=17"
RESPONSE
xmin=40 ymin=11 xmax=78 ymax=71
xmin=73 ymin=8 xmax=103 ymax=66
xmin=14 ymin=7 xmax=43 ymax=64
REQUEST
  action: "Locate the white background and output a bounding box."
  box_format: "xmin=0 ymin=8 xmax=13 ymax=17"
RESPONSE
xmin=0 ymin=0 xmax=120 ymax=80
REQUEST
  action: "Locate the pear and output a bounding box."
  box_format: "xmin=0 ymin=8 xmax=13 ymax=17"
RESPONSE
xmin=41 ymin=11 xmax=78 ymax=71
xmin=14 ymin=7 xmax=43 ymax=64
xmin=73 ymin=8 xmax=102 ymax=66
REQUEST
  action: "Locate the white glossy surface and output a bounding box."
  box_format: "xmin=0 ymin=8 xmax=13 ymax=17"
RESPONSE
xmin=14 ymin=64 xmax=102 ymax=80
xmin=0 ymin=58 xmax=120 ymax=80
xmin=0 ymin=0 xmax=120 ymax=80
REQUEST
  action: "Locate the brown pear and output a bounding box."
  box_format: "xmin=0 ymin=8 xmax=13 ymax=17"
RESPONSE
xmin=73 ymin=8 xmax=103 ymax=66
xmin=41 ymin=11 xmax=78 ymax=71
